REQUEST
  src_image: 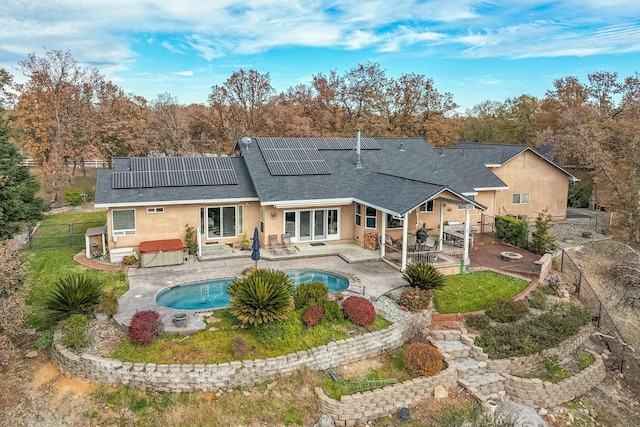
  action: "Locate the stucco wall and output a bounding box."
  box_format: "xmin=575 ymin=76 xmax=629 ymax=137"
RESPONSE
xmin=492 ymin=151 xmax=570 ymax=220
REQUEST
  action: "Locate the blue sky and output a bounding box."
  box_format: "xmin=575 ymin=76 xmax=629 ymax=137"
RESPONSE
xmin=1 ymin=0 xmax=639 ymax=112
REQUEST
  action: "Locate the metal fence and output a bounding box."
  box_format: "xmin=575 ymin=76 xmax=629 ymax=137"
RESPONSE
xmin=559 ymin=249 xmax=640 ymax=394
xmin=26 ymin=221 xmax=106 ymax=251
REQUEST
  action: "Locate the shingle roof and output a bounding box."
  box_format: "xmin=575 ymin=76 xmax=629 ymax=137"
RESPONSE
xmin=94 ymin=156 xmax=258 ymax=207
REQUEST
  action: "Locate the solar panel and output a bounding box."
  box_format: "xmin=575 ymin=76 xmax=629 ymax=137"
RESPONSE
xmin=111 ymin=156 xmax=238 ymax=189
xmin=256 ymin=138 xmax=333 ymax=176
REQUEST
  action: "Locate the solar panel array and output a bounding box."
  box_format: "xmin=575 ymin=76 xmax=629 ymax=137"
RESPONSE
xmin=256 ymin=137 xmax=380 ymax=176
xmin=258 ymin=138 xmax=332 ymax=176
xmin=112 ymin=156 xmax=238 ymax=189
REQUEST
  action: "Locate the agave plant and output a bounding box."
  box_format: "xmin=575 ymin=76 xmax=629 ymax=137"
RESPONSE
xmin=43 ymin=275 xmax=103 ymax=322
xmin=227 ymin=268 xmax=294 ymax=325
xmin=402 ymin=262 xmax=445 ymax=291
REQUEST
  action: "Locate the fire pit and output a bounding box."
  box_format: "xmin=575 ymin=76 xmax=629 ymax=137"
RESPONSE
xmin=500 ymin=251 xmax=523 ymax=261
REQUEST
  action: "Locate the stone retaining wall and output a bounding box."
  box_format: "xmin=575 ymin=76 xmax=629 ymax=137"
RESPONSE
xmin=503 ymin=350 xmax=606 ymax=409
xmin=315 ymin=357 xmax=458 ymax=427
xmin=51 ymin=311 xmax=431 ymax=393
xmin=479 ymin=324 xmax=596 ymax=375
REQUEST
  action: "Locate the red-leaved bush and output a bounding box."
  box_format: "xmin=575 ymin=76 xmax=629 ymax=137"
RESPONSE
xmin=341 ymin=296 xmax=375 ymax=326
xmin=128 ymin=310 xmax=163 ymax=345
xmin=301 ymin=305 xmax=325 ymax=326
xmin=403 ymin=342 xmax=443 ymax=378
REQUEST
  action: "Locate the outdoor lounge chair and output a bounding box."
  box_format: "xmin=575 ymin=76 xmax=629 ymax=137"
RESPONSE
xmin=281 ymin=233 xmax=297 ymax=253
xmin=268 ymin=234 xmax=285 ymax=255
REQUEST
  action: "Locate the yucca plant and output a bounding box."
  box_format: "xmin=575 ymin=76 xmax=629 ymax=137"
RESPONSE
xmin=43 ymin=274 xmax=103 ymax=322
xmin=402 ymin=262 xmax=445 ymax=291
xmin=227 ymin=268 xmax=294 ymax=325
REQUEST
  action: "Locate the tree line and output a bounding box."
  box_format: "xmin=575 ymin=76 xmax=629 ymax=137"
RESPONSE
xmin=1 ymin=49 xmax=640 ymax=246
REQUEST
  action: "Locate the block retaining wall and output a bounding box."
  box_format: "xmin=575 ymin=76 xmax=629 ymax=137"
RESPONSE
xmin=503 ymin=350 xmax=606 ymax=409
xmin=315 ymin=357 xmax=458 ymax=427
xmin=51 ymin=311 xmax=431 ymax=393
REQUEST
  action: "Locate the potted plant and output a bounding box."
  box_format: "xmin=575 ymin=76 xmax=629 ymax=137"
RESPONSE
xmin=239 ymin=233 xmax=251 ymax=251
xmin=172 ymin=312 xmax=188 ymax=327
xmin=95 ymin=290 xmax=119 ymax=321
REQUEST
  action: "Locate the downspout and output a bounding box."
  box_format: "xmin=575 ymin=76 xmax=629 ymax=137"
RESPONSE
xmin=401 ymin=212 xmax=408 ymax=271
xmin=380 ymin=212 xmax=386 ymax=258
xmin=438 ymin=202 xmax=444 ymax=251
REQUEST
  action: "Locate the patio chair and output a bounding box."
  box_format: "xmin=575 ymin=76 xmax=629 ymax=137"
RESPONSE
xmin=268 ymin=234 xmax=284 ymax=256
xmin=281 ymin=233 xmax=297 ymax=253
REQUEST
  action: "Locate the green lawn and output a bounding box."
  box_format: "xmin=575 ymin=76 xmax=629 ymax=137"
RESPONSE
xmin=24 ymin=210 xmax=128 ymax=330
xmin=28 ymin=210 xmax=107 ymax=250
xmin=433 ymin=270 xmax=529 ymax=314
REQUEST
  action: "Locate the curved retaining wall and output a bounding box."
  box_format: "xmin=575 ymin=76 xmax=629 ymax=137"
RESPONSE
xmin=503 ymin=350 xmax=606 ymax=409
xmin=315 ymin=356 xmax=457 ymax=427
xmin=51 ymin=311 xmax=431 ymax=393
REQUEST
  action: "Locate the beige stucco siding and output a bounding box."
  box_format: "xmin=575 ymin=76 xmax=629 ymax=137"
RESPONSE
xmin=492 ymin=151 xmax=570 ymax=220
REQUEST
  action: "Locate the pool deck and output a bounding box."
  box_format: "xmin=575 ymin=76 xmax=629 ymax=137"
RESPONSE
xmin=114 ymin=245 xmax=407 ymax=334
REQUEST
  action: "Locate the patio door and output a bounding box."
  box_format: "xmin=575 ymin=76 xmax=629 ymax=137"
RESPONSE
xmin=284 ymin=208 xmax=340 ymax=242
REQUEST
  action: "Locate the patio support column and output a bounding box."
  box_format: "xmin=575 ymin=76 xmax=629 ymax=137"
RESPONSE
xmin=401 ymin=212 xmax=408 ymax=271
xmin=438 ymin=202 xmax=444 ymax=251
xmin=463 ymin=205 xmax=471 ymax=261
xmin=381 ymin=212 xmax=387 ymax=258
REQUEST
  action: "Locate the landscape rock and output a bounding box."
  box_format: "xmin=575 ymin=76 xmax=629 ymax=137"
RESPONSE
xmin=433 ymin=384 xmax=448 ymax=399
xmin=313 ymin=414 xmax=335 ymax=427
xmin=25 ymin=351 xmax=39 ymax=359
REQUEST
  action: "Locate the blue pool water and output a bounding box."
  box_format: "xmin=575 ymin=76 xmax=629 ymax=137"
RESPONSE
xmin=156 ymin=269 xmax=349 ymax=311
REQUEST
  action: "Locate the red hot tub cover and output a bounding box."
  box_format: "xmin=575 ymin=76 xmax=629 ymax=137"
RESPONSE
xmin=138 ymin=239 xmax=184 ymax=254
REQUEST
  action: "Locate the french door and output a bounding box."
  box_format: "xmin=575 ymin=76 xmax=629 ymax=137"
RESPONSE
xmin=284 ymin=209 xmax=339 ymax=242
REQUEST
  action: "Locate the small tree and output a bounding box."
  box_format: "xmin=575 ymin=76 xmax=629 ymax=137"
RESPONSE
xmin=43 ymin=275 xmax=103 ymax=322
xmin=529 ymin=209 xmax=557 ymax=255
xmin=227 ymin=269 xmax=294 ymax=325
xmin=0 ymin=241 xmax=28 ymax=364
xmin=185 ymin=224 xmax=198 ymax=256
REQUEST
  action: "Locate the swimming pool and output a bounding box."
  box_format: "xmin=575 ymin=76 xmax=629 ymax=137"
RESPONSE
xmin=156 ymin=269 xmax=349 ymax=311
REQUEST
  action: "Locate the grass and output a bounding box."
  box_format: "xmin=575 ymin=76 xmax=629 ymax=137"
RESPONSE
xmin=28 ymin=210 xmax=106 ymax=250
xmin=111 ymin=310 xmax=391 ymax=364
xmin=24 ymin=210 xmax=128 ymax=330
xmin=433 ymin=270 xmax=529 ymax=314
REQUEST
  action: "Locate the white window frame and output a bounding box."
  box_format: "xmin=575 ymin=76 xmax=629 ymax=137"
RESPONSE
xmin=365 ymin=206 xmax=377 ymax=229
xmin=146 ymin=207 xmax=164 ymax=213
xmin=512 ymin=193 xmax=530 ymax=205
xmin=112 ymin=209 xmax=136 ymax=236
xmin=386 ymin=215 xmax=403 ymax=229
xmin=206 ymin=205 xmax=238 ymax=239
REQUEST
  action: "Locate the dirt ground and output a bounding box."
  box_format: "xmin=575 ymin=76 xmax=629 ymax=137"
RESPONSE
xmin=3 ymin=208 xmax=640 ymax=426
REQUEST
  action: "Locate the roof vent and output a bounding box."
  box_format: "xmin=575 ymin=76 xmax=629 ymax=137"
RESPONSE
xmin=399 ymin=142 xmax=405 ymax=152
xmin=355 ymin=129 xmax=363 ymax=169
xmin=241 ymin=136 xmax=252 ymax=151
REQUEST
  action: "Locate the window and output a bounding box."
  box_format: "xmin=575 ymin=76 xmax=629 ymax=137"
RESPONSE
xmin=419 ymin=200 xmax=434 ymax=212
xmin=147 ymin=207 xmax=164 ymax=213
xmin=207 ymin=206 xmax=237 ymax=238
xmin=458 ymin=195 xmax=476 ymax=210
xmin=355 ymin=203 xmax=362 ymax=226
xmin=512 ymin=193 xmax=530 ymax=205
xmin=260 ymin=209 xmax=264 ymax=233
xmin=386 ymin=215 xmax=403 ymax=229
xmin=238 ymin=205 xmax=244 ymax=234
xmin=112 ymin=209 xmax=135 ymax=236
xmin=365 ymin=206 xmax=377 ymax=229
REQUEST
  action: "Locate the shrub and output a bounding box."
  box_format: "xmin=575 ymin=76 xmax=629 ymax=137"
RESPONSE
xmin=402 ymin=262 xmax=445 ymax=291
xmin=403 ymin=342 xmax=443 ymax=378
xmin=485 ymin=300 xmax=529 ymax=323
xmin=342 ymin=296 xmax=376 ymax=326
xmin=528 ymin=288 xmax=549 ymax=310
xmin=43 ymin=274 xmax=103 ymax=322
xmin=128 ymin=310 xmax=163 ymax=345
xmin=232 ymin=335 xmax=251 ymax=359
xmin=64 ymin=188 xmax=83 ymax=205
xmin=294 ymin=281 xmax=329 ymax=310
xmin=529 ymin=209 xmax=557 ymax=255
xmin=577 ymin=351 xmax=596 ymax=369
xmin=465 ymin=314 xmax=491 ymax=331
xmin=568 ymin=185 xmax=591 ymax=208
xmin=35 ymin=329 xmax=54 ymax=350
xmin=122 ymin=255 xmax=137 ymax=265
xmin=301 ymin=305 xmax=325 ymax=326
xmin=495 ymin=215 xmax=528 ymax=247
xmin=96 ymin=289 xmax=119 ymax=316
xmin=397 ymin=287 xmax=432 ymax=312
xmin=227 ymin=269 xmax=294 ymax=325
xmin=252 ymin=315 xmax=303 ymax=350
xmin=62 ymin=314 xmax=89 ymax=350
xmin=321 ymin=299 xmax=344 ymax=323
xmin=83 ymin=187 xmax=95 ymax=202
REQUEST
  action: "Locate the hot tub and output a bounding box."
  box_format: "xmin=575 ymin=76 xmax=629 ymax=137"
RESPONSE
xmin=139 ymin=239 xmax=185 ymax=267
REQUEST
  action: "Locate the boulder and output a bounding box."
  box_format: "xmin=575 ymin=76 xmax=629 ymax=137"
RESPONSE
xmin=433 ymin=384 xmax=448 ymax=399
xmin=313 ymin=414 xmax=335 ymax=427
